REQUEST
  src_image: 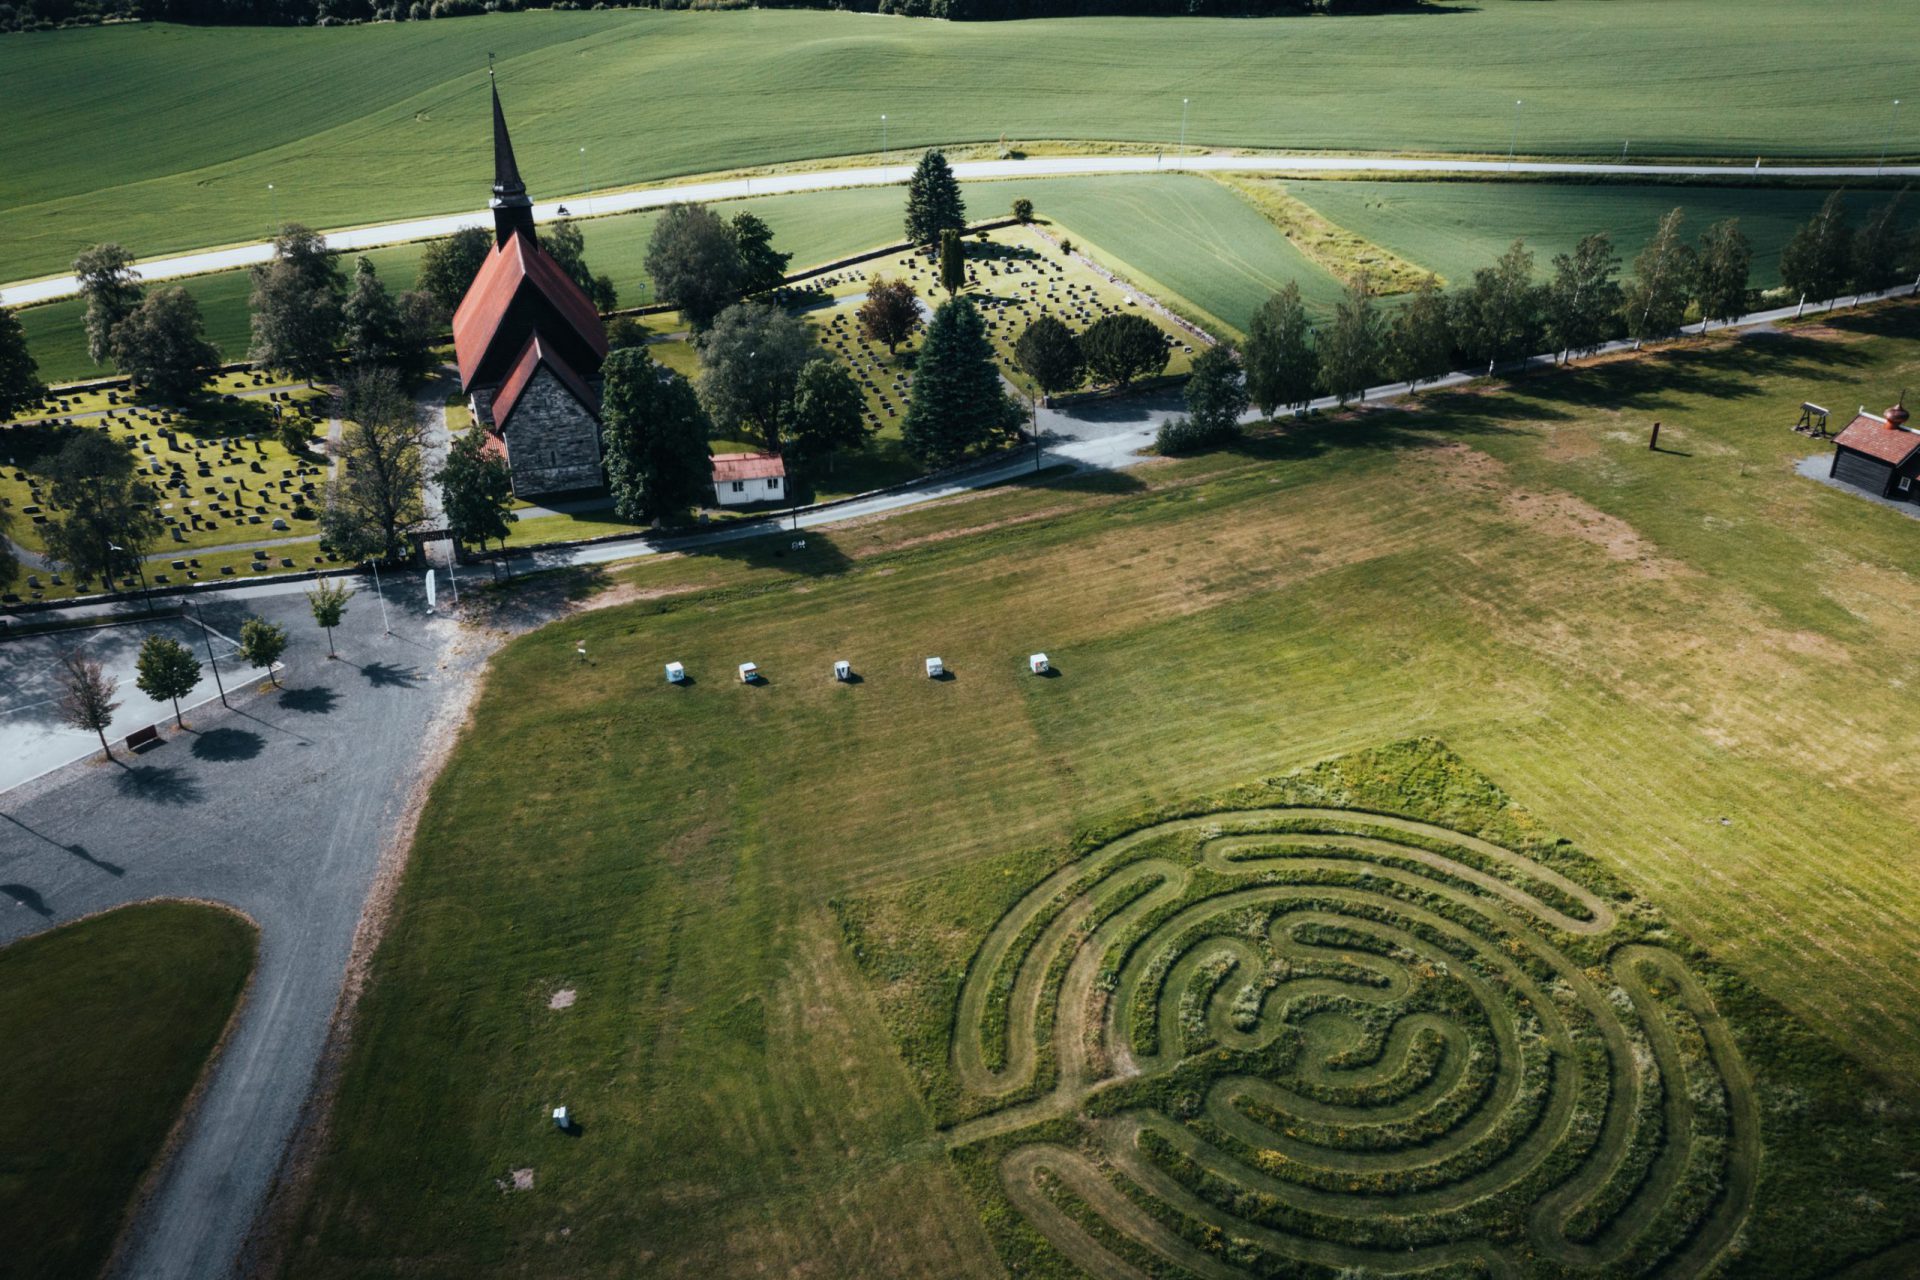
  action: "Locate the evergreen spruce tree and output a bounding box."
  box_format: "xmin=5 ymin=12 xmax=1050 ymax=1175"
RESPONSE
xmin=940 ymin=229 xmax=965 ymax=294
xmin=0 ymin=306 xmax=46 ymax=422
xmin=904 ymin=150 xmax=967 ymax=250
xmin=902 ymin=297 xmax=1020 ymax=468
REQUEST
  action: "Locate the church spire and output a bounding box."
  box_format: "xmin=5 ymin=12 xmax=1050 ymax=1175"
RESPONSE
xmin=488 ymin=67 xmax=536 ymax=248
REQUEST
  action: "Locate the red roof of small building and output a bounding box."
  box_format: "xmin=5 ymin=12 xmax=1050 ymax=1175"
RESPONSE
xmin=479 ymin=429 xmax=510 ymax=463
xmin=452 ymin=231 xmax=607 ymax=390
xmin=711 ymin=451 xmax=786 ymax=482
xmin=491 ymin=334 xmax=600 ymax=434
xmin=1833 ymin=413 xmax=1920 ymax=466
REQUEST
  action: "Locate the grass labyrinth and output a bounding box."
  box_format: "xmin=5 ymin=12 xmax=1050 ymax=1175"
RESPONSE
xmin=909 ymin=768 xmax=1760 ymax=1277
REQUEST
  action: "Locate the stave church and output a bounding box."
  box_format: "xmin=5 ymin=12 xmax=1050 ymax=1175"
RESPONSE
xmin=452 ymin=80 xmax=609 ymax=499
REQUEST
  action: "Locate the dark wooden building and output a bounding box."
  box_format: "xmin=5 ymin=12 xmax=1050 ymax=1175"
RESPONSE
xmin=450 ymin=80 xmax=608 ymax=500
xmin=1828 ymin=401 xmax=1920 ymax=504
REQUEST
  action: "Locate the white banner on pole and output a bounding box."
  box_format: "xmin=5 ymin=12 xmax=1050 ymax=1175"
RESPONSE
xmin=424 ymin=568 xmax=437 ymax=611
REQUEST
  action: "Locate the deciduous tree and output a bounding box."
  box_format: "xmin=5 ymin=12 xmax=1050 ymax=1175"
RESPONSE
xmin=1181 ymin=342 xmax=1248 ymax=442
xmin=238 ymin=616 xmax=289 ymax=687
xmin=42 ymin=430 xmax=160 ymax=589
xmin=321 ymin=367 xmax=426 ymax=563
xmin=135 ymin=633 xmax=201 ymax=726
xmin=417 ymin=226 xmax=493 ymax=317
xmin=0 ymin=307 xmax=47 ymax=422
xmin=57 ymin=650 xmax=120 ymax=760
xmin=1242 ymin=283 xmax=1319 ymax=415
xmin=305 ymin=579 xmax=354 ymax=657
xmin=73 ymin=243 xmax=142 ymax=367
xmin=1080 ymin=313 xmax=1168 ymax=389
xmin=1386 ymin=275 xmax=1453 ymax=390
xmin=1695 ymin=218 xmax=1753 ymax=328
xmin=1318 ymin=276 xmax=1387 ymax=404
xmin=543 ymin=218 xmax=618 ymax=312
xmin=1852 ymin=193 xmax=1908 ymax=294
xmin=1014 ymin=313 xmax=1085 ymax=399
xmin=784 ymin=358 xmax=871 ymax=472
xmin=1623 ymin=208 xmax=1698 ymax=342
xmin=730 ymin=212 xmax=792 ymax=296
xmin=249 ymin=223 xmax=346 ymax=382
xmin=857 ymin=277 xmax=922 ymax=354
xmin=1543 ymin=232 xmax=1622 ymax=362
xmin=600 ymin=347 xmax=713 ymax=523
xmin=904 ymin=150 xmax=967 ymax=250
xmin=1011 ymin=197 xmax=1035 ymax=224
xmin=111 ymin=286 xmax=220 ymax=401
xmin=344 ymin=257 xmax=403 ymax=367
xmin=697 ymin=301 xmax=817 ymax=448
xmin=435 ymin=427 xmax=517 ymax=553
xmin=1453 ymin=239 xmax=1543 ymax=370
xmin=645 ymin=202 xmax=743 ymax=331
xmin=1780 ymin=192 xmax=1853 ymax=306
xmin=902 ymin=296 xmax=1021 ymax=468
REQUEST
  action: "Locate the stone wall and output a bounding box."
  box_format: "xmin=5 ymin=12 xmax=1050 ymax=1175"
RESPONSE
xmin=501 ymin=367 xmax=603 ymax=497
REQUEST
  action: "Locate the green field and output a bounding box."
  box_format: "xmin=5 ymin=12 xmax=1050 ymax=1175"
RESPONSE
xmin=5 ymin=1 xmax=1917 ymax=281
xmin=1010 ymin=173 xmax=1347 ymax=336
xmin=1293 ymin=180 xmax=1879 ymax=293
xmin=277 ymin=302 xmax=1920 ymax=1277
xmin=0 ymin=902 xmax=257 ymax=1279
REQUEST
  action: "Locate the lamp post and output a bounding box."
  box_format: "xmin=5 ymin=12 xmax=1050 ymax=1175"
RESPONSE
xmin=194 ymin=601 xmax=228 ymax=708
xmin=1507 ymin=99 xmax=1524 ymax=168
xmin=109 ymin=541 xmax=154 ymax=614
xmin=1179 ymin=97 xmax=1190 ymax=160
xmin=1882 ymin=99 xmax=1904 ymax=173
xmin=266 ymin=183 xmax=281 ymax=238
xmin=578 ymin=146 xmax=593 ymax=217
xmin=881 ymin=114 xmax=888 ymax=168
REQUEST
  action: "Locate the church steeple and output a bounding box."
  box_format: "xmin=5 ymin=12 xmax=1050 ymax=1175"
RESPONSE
xmin=489 ymin=70 xmax=536 ymax=248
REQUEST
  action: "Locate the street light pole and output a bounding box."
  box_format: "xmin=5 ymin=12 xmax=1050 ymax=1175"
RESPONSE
xmin=579 ymin=146 xmax=593 ymax=217
xmin=267 ymin=182 xmax=280 ymax=236
xmin=1179 ymin=97 xmax=1190 ymax=160
xmin=881 ymin=114 xmax=888 ymax=168
xmin=193 ymin=601 xmax=228 ymax=708
xmin=109 ymin=541 xmax=154 ymax=614
xmin=1881 ymin=99 xmax=1903 ymax=173
xmin=1508 ymin=99 xmax=1524 ymax=168
xmin=370 ymin=561 xmax=391 ymax=634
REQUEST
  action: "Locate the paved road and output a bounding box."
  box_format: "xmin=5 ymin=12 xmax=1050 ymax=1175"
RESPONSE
xmin=0 ymin=579 xmax=476 ymax=1280
xmin=7 ymin=151 xmax=1919 ymax=307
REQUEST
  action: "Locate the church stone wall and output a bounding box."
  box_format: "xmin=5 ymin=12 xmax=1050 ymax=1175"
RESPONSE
xmin=503 ymin=367 xmax=603 ymax=497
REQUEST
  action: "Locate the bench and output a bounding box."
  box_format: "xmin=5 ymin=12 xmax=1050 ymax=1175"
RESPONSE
xmin=125 ymin=724 xmax=162 ymax=753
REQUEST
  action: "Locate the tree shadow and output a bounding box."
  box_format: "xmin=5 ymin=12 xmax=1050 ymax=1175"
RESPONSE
xmin=696 ymin=530 xmax=855 ymax=579
xmin=464 ymin=563 xmax=611 ymax=633
xmin=63 ymin=844 xmax=125 ymax=876
xmin=113 ymin=763 xmax=205 ymax=807
xmin=190 ymin=727 xmax=265 ymax=762
xmin=1 ymin=883 xmax=52 ymax=916
xmin=279 ymin=686 xmax=339 ymax=715
xmin=358 ymin=661 xmax=422 ymax=689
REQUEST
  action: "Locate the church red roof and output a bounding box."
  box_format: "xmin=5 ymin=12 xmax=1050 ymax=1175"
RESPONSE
xmin=1833 ymin=413 xmax=1920 ymax=466
xmin=452 ymin=231 xmax=607 ymax=390
xmin=492 ymin=334 xmax=600 ymax=432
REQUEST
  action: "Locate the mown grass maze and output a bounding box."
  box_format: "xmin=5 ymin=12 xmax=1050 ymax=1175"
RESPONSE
xmin=842 ymin=743 xmax=1860 ymax=1279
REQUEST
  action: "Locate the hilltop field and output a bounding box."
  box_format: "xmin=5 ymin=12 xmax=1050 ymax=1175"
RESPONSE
xmin=272 ymin=301 xmax=1920 ymax=1277
xmin=3 ymin=0 xmax=1916 ymax=282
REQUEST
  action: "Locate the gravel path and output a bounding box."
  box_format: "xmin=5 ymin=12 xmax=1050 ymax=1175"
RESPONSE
xmin=7 ymin=152 xmax=1917 ymax=307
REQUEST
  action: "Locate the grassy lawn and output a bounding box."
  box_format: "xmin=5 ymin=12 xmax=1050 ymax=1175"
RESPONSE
xmin=4 ymin=2 xmax=1917 ymax=281
xmin=280 ymin=302 xmax=1920 ymax=1277
xmin=0 ymin=902 xmax=257 ymax=1279
xmin=1291 ymin=179 xmax=1883 ymax=293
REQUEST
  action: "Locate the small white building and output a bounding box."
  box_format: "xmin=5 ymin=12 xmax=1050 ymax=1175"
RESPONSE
xmin=711 ymin=452 xmax=786 ymax=507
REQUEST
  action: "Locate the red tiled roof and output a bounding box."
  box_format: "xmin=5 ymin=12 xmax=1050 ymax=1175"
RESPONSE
xmin=452 ymin=231 xmax=608 ymax=389
xmin=711 ymin=451 xmax=786 ymax=482
xmin=492 ymin=335 xmax=600 ymax=433
xmin=1833 ymin=413 xmax=1920 ymax=466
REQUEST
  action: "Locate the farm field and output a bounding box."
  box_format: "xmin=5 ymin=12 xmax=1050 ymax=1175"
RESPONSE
xmin=4 ymin=1 xmax=1917 ymax=282
xmin=278 ymin=302 xmax=1920 ymax=1277
xmin=0 ymin=902 xmax=256 ymax=1280
xmin=1293 ymin=180 xmax=1885 ymax=294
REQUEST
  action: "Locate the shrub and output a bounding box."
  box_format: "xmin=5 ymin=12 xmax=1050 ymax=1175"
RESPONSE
xmin=1011 ymin=197 xmax=1034 ymax=224
xmin=1154 ymin=414 xmax=1237 ymax=455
